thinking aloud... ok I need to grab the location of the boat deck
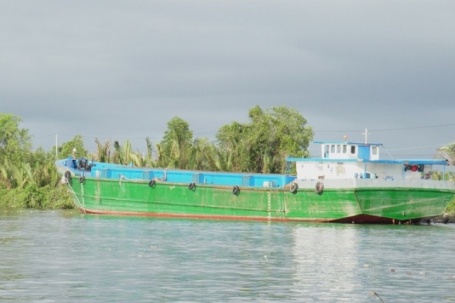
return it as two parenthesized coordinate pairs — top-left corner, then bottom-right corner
(57, 159), (296, 189)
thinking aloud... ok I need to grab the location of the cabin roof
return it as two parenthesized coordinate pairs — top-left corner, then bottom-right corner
(313, 141), (383, 146)
(286, 157), (449, 166)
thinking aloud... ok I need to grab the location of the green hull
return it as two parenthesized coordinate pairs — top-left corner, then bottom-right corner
(356, 187), (455, 222)
(68, 178), (454, 224)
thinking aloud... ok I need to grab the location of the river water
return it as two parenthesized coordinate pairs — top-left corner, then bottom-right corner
(1, 209), (454, 303)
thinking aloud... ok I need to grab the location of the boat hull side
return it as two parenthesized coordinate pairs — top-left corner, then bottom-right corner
(69, 178), (361, 222)
(355, 187), (455, 221)
(67, 177), (454, 223)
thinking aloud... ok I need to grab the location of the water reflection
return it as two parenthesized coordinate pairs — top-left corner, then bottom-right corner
(1, 211), (455, 303)
(290, 224), (455, 303)
(291, 225), (362, 301)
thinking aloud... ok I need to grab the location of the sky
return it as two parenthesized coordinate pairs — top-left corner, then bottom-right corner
(1, 1), (455, 159)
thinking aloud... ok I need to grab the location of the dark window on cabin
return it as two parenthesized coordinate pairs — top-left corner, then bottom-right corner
(343, 145), (347, 154)
(372, 146), (378, 155)
(324, 145), (329, 158)
(351, 146), (356, 154)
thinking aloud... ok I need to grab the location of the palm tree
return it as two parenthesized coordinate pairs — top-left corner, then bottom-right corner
(189, 138), (214, 170)
(0, 158), (13, 189)
(213, 146), (234, 172)
(437, 143), (455, 165)
(94, 138), (111, 162)
(0, 157), (34, 189)
(127, 140), (156, 168)
(143, 137), (156, 167)
(157, 117), (194, 169)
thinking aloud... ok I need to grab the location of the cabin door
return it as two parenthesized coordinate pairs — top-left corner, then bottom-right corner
(358, 146), (370, 160)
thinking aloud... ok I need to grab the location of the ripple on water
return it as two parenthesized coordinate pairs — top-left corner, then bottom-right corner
(0, 211), (454, 302)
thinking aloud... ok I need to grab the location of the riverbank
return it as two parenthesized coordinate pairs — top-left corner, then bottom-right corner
(0, 185), (73, 209)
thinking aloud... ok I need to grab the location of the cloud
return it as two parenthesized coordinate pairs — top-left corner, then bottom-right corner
(1, 1), (454, 158)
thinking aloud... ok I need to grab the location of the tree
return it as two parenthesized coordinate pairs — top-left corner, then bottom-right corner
(216, 121), (250, 172)
(29, 147), (60, 187)
(216, 105), (313, 173)
(190, 137), (218, 171)
(112, 140), (132, 165)
(0, 113), (33, 189)
(157, 117), (194, 169)
(94, 138), (112, 162)
(0, 113), (74, 209)
(0, 113), (31, 164)
(262, 106), (313, 172)
(112, 139), (145, 167)
(59, 135), (88, 159)
(143, 137), (157, 168)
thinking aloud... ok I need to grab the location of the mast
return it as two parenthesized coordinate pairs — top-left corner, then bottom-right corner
(362, 128), (369, 144)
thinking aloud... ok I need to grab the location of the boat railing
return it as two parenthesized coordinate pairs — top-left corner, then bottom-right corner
(295, 178), (455, 190)
(88, 165), (296, 189)
(354, 179), (455, 190)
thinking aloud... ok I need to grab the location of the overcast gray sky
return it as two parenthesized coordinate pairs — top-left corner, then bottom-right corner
(2, 1), (454, 158)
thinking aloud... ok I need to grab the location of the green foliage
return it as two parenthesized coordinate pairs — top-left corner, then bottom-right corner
(436, 144), (455, 215)
(112, 140), (138, 166)
(0, 114), (35, 190)
(29, 147), (60, 187)
(149, 106), (313, 173)
(0, 112), (74, 209)
(430, 171), (455, 215)
(216, 121), (250, 172)
(430, 171), (455, 181)
(190, 138), (219, 171)
(94, 138), (112, 162)
(0, 185), (73, 209)
(91, 137), (157, 167)
(143, 137), (157, 167)
(216, 105), (313, 173)
(59, 135), (88, 159)
(438, 143), (455, 165)
(0, 113), (32, 164)
(157, 117), (194, 168)
(112, 140), (131, 165)
(75, 106), (312, 173)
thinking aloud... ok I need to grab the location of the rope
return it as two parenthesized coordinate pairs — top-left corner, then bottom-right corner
(66, 182), (86, 213)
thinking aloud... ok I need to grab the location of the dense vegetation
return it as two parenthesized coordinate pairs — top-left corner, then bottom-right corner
(437, 144), (455, 213)
(0, 106), (314, 209)
(1, 107), (455, 214)
(0, 114), (73, 209)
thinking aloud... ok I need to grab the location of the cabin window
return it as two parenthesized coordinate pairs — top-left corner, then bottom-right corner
(372, 146), (378, 155)
(336, 145), (341, 153)
(331, 145), (335, 153)
(350, 146), (356, 154)
(342, 145), (347, 154)
(324, 145), (329, 158)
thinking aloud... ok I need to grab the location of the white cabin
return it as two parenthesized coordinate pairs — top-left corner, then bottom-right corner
(287, 141), (448, 181)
